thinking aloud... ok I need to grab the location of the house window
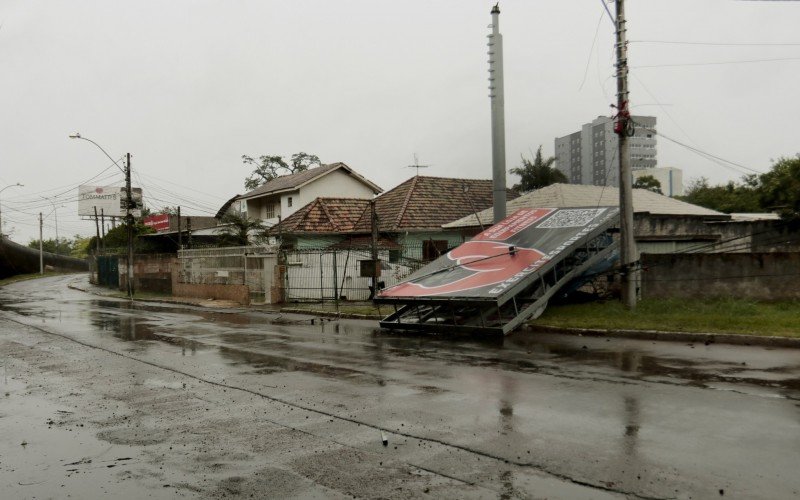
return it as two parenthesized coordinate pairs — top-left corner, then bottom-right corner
(287, 197), (293, 208)
(264, 202), (275, 219)
(423, 240), (449, 261)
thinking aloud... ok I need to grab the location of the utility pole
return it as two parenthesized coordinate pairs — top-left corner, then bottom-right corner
(94, 206), (101, 256)
(100, 208), (105, 253)
(615, 0), (637, 309)
(488, 3), (507, 223)
(39, 212), (44, 274)
(370, 200), (379, 300)
(125, 153), (134, 298)
(177, 206), (182, 249)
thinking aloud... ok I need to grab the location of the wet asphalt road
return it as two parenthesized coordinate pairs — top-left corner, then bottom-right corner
(1, 275), (799, 499)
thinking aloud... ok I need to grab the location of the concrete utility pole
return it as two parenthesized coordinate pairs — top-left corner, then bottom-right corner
(125, 153), (134, 298)
(615, 0), (637, 309)
(39, 212), (44, 274)
(488, 3), (507, 223)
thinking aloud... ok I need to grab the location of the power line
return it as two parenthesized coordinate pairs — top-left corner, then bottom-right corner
(632, 56), (800, 69)
(630, 40), (800, 47)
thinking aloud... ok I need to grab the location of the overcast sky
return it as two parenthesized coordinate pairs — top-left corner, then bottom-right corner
(1, 0), (798, 243)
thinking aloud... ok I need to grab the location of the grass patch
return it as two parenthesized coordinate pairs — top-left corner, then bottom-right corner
(534, 298), (800, 337)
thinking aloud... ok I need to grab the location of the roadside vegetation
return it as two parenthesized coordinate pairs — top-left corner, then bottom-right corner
(535, 298), (800, 338)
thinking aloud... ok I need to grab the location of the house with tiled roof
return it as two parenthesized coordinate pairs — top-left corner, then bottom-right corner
(229, 162), (382, 227)
(267, 176), (518, 301)
(272, 175), (519, 260)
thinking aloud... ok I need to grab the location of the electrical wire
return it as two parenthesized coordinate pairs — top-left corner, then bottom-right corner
(632, 56), (800, 69)
(630, 40), (800, 47)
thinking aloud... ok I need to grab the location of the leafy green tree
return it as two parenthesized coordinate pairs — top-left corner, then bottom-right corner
(27, 237), (73, 255)
(758, 155), (800, 218)
(509, 146), (567, 192)
(70, 235), (93, 258)
(679, 177), (761, 213)
(243, 152), (321, 191)
(633, 175), (663, 194)
(90, 222), (156, 253)
(217, 212), (266, 246)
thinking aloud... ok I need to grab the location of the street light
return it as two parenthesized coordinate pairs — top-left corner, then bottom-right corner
(0, 182), (24, 237)
(69, 133), (134, 298)
(40, 196), (65, 254)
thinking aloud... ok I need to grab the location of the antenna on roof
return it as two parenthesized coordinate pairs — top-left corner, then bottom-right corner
(406, 154), (430, 176)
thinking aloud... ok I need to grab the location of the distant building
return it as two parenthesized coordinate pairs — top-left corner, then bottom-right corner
(555, 115), (657, 187)
(632, 166), (683, 197)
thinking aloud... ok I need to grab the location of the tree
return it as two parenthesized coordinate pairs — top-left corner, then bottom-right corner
(217, 212), (266, 247)
(758, 155), (800, 219)
(679, 176), (761, 213)
(27, 237), (74, 255)
(509, 146), (567, 192)
(633, 175), (663, 195)
(243, 152), (321, 191)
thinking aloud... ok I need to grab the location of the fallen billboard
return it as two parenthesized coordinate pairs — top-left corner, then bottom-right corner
(376, 207), (620, 335)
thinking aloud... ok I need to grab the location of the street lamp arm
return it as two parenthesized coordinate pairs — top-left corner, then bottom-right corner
(0, 183), (24, 196)
(69, 133), (125, 174)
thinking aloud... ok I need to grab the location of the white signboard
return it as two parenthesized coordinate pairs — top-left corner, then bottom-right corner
(78, 185), (143, 217)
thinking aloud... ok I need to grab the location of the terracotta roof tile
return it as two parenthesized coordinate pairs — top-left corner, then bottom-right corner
(270, 198), (370, 234)
(272, 176), (519, 236)
(360, 176), (519, 232)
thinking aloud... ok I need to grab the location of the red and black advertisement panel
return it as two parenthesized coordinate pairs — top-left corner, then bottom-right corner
(378, 207), (618, 301)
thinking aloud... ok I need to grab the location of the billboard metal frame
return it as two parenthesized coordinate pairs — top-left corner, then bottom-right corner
(376, 208), (620, 335)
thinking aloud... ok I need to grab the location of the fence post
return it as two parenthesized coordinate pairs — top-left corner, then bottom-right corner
(333, 251), (339, 313)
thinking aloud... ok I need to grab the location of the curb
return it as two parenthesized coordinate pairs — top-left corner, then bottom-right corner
(65, 283), (798, 348)
(531, 325), (800, 349)
(281, 307), (383, 320)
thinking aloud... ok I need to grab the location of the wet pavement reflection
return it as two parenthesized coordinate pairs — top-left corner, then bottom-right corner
(2, 276), (800, 499)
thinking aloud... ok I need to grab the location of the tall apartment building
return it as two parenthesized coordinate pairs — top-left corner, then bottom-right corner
(554, 115), (657, 187)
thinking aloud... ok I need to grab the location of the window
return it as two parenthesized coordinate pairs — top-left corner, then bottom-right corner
(388, 249), (401, 263)
(423, 240), (449, 261)
(287, 197), (293, 208)
(264, 202), (275, 219)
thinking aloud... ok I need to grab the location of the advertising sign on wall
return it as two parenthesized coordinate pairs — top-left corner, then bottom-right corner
(78, 185), (143, 217)
(143, 214), (171, 232)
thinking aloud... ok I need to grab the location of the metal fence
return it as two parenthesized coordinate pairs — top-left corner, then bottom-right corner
(178, 245), (277, 303)
(283, 244), (429, 303)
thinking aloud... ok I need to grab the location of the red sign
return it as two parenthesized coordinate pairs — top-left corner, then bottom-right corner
(143, 214), (170, 232)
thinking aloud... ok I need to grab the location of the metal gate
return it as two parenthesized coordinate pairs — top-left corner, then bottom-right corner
(285, 251), (339, 302)
(97, 255), (119, 288)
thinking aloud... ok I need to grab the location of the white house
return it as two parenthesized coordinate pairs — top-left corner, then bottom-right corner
(230, 163), (382, 227)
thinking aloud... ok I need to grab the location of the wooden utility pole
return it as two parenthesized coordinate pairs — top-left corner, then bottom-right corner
(615, 0), (637, 309)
